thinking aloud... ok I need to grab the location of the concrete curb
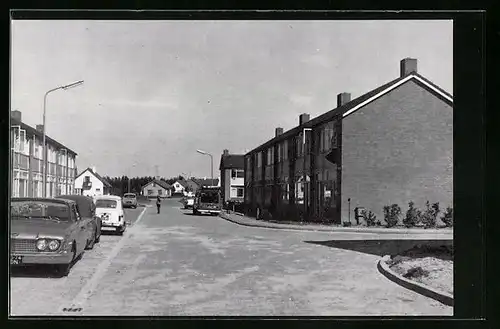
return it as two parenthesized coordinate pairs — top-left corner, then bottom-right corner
(377, 255), (454, 307)
(219, 212), (453, 235)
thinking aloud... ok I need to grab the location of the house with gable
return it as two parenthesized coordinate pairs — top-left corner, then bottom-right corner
(74, 167), (112, 197)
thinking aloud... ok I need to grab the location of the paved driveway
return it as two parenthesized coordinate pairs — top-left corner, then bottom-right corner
(10, 200), (452, 316)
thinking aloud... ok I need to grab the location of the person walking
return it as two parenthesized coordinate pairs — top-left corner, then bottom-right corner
(156, 195), (161, 214)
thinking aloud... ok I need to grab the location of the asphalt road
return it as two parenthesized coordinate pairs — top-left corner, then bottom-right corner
(10, 199), (452, 316)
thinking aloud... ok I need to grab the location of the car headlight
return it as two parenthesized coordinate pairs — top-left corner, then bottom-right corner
(36, 239), (47, 251)
(48, 239), (61, 251)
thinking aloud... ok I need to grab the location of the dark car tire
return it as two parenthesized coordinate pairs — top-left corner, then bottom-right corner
(55, 247), (76, 277)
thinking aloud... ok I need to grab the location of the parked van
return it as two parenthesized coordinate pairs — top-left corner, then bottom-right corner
(193, 187), (221, 216)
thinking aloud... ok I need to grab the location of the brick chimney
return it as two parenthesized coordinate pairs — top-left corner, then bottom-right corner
(299, 113), (310, 126)
(36, 124), (44, 133)
(11, 110), (22, 122)
(275, 127), (284, 137)
(92, 166), (96, 173)
(337, 93), (351, 107)
(223, 149), (229, 156)
(400, 58), (418, 77)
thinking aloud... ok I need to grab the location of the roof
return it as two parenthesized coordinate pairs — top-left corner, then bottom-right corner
(95, 195), (122, 200)
(76, 168), (112, 188)
(185, 179), (201, 189)
(219, 154), (244, 170)
(192, 178), (219, 187)
(142, 179), (172, 190)
(246, 72), (453, 155)
(11, 197), (76, 205)
(10, 118), (78, 156)
(174, 180), (189, 188)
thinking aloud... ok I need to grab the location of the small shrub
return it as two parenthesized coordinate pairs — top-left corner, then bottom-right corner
(421, 201), (440, 228)
(441, 206), (453, 227)
(403, 266), (429, 279)
(404, 201), (422, 228)
(364, 210), (377, 227)
(383, 204), (401, 228)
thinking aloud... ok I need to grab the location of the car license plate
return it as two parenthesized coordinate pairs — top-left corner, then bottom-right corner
(11, 255), (23, 265)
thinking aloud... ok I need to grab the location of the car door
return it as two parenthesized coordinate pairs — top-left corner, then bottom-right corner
(72, 204), (87, 254)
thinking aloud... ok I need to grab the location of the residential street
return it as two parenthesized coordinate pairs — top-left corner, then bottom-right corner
(10, 199), (452, 316)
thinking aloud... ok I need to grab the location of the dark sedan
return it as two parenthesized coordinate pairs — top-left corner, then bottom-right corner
(10, 198), (94, 276)
(56, 195), (101, 249)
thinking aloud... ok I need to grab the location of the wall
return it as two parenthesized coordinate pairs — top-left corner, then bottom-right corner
(222, 169), (231, 202)
(341, 79), (453, 224)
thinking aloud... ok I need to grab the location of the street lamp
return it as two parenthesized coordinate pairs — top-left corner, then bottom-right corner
(42, 80), (84, 197)
(196, 149), (213, 185)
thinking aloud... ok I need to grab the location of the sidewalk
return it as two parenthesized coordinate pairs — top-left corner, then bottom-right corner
(219, 211), (453, 236)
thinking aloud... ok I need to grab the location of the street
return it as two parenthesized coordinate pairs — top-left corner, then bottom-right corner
(10, 199), (452, 316)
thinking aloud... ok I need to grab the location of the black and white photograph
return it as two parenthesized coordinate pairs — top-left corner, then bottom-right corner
(9, 17), (454, 317)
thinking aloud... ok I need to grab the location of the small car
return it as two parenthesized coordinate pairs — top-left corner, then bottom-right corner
(95, 195), (126, 235)
(122, 193), (138, 208)
(56, 195), (101, 248)
(10, 197), (93, 276)
(183, 196), (195, 209)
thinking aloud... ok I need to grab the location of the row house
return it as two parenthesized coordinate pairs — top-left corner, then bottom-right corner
(244, 58), (453, 224)
(10, 110), (77, 198)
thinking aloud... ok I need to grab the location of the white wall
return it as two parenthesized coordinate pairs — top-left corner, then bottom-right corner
(74, 169), (105, 197)
(173, 181), (185, 194)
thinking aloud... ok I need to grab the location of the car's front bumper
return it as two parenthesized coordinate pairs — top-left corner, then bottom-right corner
(10, 251), (73, 265)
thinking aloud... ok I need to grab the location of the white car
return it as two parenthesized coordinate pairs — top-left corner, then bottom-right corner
(94, 195), (126, 235)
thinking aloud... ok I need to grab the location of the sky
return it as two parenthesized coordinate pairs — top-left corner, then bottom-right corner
(10, 20), (453, 178)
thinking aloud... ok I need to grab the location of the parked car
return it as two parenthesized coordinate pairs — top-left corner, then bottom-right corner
(183, 196), (195, 209)
(193, 187), (221, 216)
(122, 193), (138, 208)
(56, 195), (101, 248)
(95, 195), (126, 235)
(10, 197), (93, 276)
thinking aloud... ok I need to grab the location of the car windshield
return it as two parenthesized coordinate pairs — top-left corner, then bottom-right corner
(200, 192), (218, 203)
(96, 199), (118, 209)
(11, 200), (70, 221)
(123, 194), (136, 199)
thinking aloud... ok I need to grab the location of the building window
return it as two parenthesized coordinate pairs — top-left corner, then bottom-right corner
(158, 189), (163, 195)
(237, 187), (244, 198)
(257, 152), (262, 168)
(147, 189), (153, 195)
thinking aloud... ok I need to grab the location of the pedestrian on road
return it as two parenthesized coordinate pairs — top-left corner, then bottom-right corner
(156, 195), (161, 214)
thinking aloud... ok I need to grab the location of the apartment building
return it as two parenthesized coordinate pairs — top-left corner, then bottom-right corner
(219, 149), (244, 204)
(244, 58), (453, 224)
(10, 110), (77, 198)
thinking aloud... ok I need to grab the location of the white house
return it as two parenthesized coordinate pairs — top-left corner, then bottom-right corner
(219, 150), (244, 203)
(141, 178), (172, 198)
(172, 180), (187, 195)
(74, 167), (111, 197)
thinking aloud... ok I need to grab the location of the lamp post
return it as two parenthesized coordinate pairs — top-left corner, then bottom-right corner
(42, 80), (84, 197)
(196, 149), (213, 185)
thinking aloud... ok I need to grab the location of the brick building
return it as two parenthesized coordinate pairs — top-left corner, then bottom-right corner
(243, 58), (453, 224)
(10, 110), (78, 198)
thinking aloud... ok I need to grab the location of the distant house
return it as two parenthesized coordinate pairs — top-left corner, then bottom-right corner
(141, 178), (172, 198)
(219, 149), (244, 203)
(184, 179), (201, 194)
(172, 180), (188, 195)
(74, 167), (112, 197)
(192, 178), (220, 188)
